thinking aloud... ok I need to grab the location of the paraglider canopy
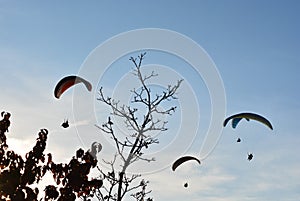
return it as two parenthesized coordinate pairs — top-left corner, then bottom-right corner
(223, 112), (273, 130)
(172, 156), (201, 171)
(54, 75), (92, 99)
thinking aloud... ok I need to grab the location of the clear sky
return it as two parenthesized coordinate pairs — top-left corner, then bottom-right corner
(0, 1), (299, 200)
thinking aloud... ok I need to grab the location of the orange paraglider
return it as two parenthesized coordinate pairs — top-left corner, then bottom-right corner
(54, 75), (92, 99)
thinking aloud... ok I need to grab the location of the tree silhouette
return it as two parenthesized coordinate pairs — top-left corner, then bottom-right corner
(94, 52), (183, 201)
(0, 113), (102, 200)
(0, 53), (182, 201)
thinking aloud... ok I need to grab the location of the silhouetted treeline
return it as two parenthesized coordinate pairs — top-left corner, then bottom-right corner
(0, 113), (102, 201)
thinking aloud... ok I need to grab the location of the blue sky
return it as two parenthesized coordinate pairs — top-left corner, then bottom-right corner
(0, 1), (299, 200)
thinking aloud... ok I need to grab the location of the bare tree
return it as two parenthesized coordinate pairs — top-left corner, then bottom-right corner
(95, 52), (183, 201)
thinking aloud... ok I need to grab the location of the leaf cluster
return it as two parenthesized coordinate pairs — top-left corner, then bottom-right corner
(0, 125), (102, 201)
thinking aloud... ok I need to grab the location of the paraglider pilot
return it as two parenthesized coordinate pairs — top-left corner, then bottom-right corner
(61, 119), (69, 128)
(247, 153), (253, 161)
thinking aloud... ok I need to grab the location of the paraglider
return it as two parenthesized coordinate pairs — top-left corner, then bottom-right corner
(223, 112), (273, 130)
(61, 119), (69, 128)
(184, 182), (188, 188)
(236, 138), (241, 143)
(172, 156), (200, 171)
(54, 75), (92, 99)
(247, 153), (254, 161)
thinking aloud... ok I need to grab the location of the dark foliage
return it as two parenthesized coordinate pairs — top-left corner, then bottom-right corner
(0, 113), (102, 201)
